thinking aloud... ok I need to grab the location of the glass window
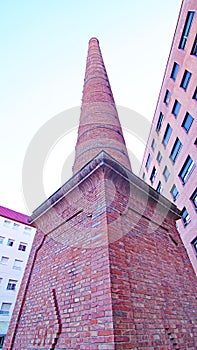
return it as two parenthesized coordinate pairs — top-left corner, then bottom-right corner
(151, 139), (156, 151)
(179, 155), (195, 184)
(150, 166), (156, 184)
(190, 188), (197, 211)
(170, 185), (179, 201)
(181, 207), (191, 226)
(182, 112), (194, 133)
(156, 181), (163, 194)
(145, 153), (152, 171)
(18, 242), (27, 252)
(3, 220), (11, 228)
(164, 90), (171, 105)
(157, 151), (162, 164)
(7, 279), (17, 291)
(13, 223), (20, 230)
(191, 236), (197, 255)
(0, 236), (4, 244)
(170, 138), (182, 163)
(193, 87), (197, 100)
(0, 302), (12, 315)
(172, 100), (181, 117)
(179, 11), (195, 50)
(163, 166), (170, 182)
(170, 62), (180, 80)
(13, 259), (23, 270)
(180, 70), (192, 90)
(162, 124), (172, 147)
(191, 34), (197, 56)
(23, 226), (31, 235)
(0, 256), (9, 265)
(7, 239), (14, 247)
(156, 113), (164, 132)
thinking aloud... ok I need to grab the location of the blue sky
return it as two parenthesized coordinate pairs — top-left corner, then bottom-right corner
(0, 0), (182, 213)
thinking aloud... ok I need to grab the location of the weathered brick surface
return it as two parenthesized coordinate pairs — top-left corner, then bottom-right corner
(73, 37), (131, 173)
(4, 153), (197, 349)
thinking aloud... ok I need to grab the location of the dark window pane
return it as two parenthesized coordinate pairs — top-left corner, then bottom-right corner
(156, 113), (164, 132)
(156, 181), (163, 194)
(171, 62), (180, 80)
(190, 188), (197, 210)
(191, 236), (197, 255)
(179, 11), (195, 50)
(150, 166), (156, 184)
(191, 34), (197, 56)
(162, 124), (172, 146)
(181, 207), (191, 226)
(182, 112), (194, 133)
(164, 90), (171, 105)
(170, 185), (179, 201)
(145, 154), (152, 171)
(172, 100), (181, 117)
(193, 87), (197, 100)
(170, 138), (182, 163)
(179, 155), (195, 184)
(180, 70), (192, 90)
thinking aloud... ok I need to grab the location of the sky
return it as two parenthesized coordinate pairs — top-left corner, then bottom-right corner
(0, 0), (182, 214)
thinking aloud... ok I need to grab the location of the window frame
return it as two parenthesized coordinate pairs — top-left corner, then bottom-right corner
(192, 87), (197, 100)
(163, 166), (170, 182)
(180, 70), (192, 91)
(179, 155), (195, 184)
(150, 166), (157, 184)
(0, 302), (12, 315)
(179, 11), (195, 50)
(162, 123), (172, 147)
(156, 181), (163, 194)
(0, 256), (9, 265)
(18, 242), (27, 252)
(170, 137), (182, 163)
(156, 151), (162, 164)
(170, 185), (179, 201)
(13, 259), (23, 270)
(191, 236), (197, 256)
(164, 90), (171, 106)
(182, 112), (194, 133)
(7, 279), (18, 291)
(156, 112), (164, 133)
(151, 139), (156, 151)
(7, 239), (14, 247)
(172, 100), (181, 117)
(145, 153), (152, 171)
(190, 188), (197, 211)
(181, 207), (191, 227)
(191, 34), (197, 56)
(170, 62), (180, 80)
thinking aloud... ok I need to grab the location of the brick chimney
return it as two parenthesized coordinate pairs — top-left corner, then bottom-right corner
(4, 38), (197, 350)
(73, 37), (131, 173)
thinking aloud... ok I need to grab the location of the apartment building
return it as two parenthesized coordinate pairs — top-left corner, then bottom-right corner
(140, 0), (197, 273)
(0, 206), (36, 347)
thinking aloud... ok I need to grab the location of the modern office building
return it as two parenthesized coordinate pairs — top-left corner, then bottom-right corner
(140, 0), (197, 273)
(0, 206), (36, 348)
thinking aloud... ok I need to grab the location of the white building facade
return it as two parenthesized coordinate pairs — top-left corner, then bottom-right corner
(0, 206), (36, 348)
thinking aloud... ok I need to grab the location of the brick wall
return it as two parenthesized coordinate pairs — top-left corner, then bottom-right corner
(4, 152), (197, 349)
